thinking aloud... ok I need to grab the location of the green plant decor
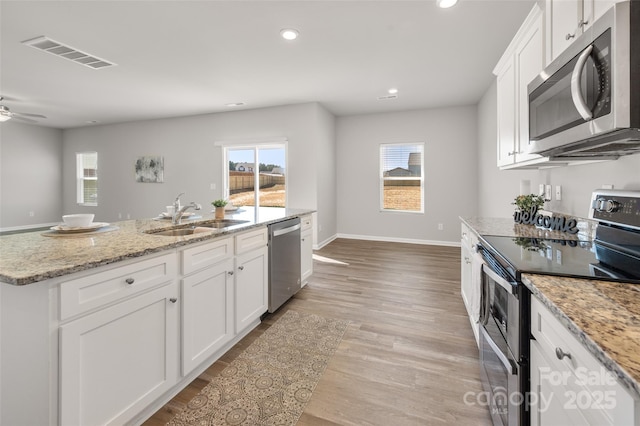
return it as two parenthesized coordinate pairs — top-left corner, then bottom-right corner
(512, 194), (545, 212)
(212, 199), (228, 208)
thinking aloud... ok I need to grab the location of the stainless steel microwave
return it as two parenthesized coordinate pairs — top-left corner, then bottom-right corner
(527, 1), (640, 159)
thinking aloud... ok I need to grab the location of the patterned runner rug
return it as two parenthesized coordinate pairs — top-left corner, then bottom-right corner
(167, 310), (349, 426)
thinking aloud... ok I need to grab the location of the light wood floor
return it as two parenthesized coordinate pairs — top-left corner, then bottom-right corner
(144, 238), (491, 426)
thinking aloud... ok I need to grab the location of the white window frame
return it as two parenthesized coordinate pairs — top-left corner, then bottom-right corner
(379, 142), (424, 213)
(76, 152), (98, 206)
(216, 139), (288, 208)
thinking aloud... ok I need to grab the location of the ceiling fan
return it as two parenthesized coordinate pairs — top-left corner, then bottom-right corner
(0, 97), (47, 124)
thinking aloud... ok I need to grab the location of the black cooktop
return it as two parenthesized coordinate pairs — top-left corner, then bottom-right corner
(479, 235), (640, 284)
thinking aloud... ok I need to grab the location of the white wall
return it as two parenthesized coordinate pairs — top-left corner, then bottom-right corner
(0, 121), (63, 228)
(336, 106), (478, 244)
(477, 80), (640, 219)
(62, 102), (337, 243)
(477, 80), (538, 218)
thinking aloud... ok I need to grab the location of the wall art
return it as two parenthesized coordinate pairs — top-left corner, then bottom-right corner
(135, 156), (164, 183)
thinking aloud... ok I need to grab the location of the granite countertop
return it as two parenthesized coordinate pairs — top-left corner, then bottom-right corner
(0, 207), (313, 286)
(460, 216), (597, 240)
(461, 216), (640, 400)
(523, 274), (640, 400)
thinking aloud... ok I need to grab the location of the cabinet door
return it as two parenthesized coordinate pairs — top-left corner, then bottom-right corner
(235, 246), (268, 333)
(301, 229), (313, 287)
(181, 259), (234, 375)
(59, 283), (178, 426)
(515, 12), (544, 163)
(530, 340), (590, 426)
(583, 0), (618, 32)
(548, 0), (581, 61)
(496, 56), (517, 167)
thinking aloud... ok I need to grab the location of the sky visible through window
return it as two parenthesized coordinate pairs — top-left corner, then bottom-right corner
(228, 148), (284, 167)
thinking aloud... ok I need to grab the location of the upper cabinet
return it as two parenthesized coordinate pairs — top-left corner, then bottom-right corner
(545, 0), (620, 63)
(495, 5), (546, 169)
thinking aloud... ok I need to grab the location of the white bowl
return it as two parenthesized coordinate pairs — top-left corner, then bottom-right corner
(62, 214), (95, 228)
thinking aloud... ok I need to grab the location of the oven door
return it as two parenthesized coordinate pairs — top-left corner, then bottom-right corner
(480, 325), (520, 426)
(480, 264), (520, 358)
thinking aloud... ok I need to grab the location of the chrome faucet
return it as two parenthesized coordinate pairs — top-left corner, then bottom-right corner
(173, 201), (202, 225)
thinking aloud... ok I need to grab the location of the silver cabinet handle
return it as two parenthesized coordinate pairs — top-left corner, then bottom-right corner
(555, 347), (572, 360)
(238, 265), (244, 271)
(228, 271), (234, 276)
(571, 44), (594, 120)
(169, 298), (177, 304)
(125, 278), (134, 285)
(578, 19), (588, 28)
(566, 32), (576, 40)
(464, 257), (471, 264)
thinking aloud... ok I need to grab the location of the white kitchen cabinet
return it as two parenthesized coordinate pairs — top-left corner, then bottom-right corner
(495, 5), (548, 169)
(545, 0), (620, 62)
(235, 243), (268, 334)
(181, 258), (234, 375)
(59, 282), (179, 426)
(529, 296), (638, 425)
(460, 222), (480, 346)
(300, 214), (313, 287)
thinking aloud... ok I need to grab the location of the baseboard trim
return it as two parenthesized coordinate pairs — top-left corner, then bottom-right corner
(314, 234), (337, 250)
(336, 233), (461, 248)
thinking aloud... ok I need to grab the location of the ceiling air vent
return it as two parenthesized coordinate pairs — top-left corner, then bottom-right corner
(377, 94), (398, 100)
(21, 36), (116, 69)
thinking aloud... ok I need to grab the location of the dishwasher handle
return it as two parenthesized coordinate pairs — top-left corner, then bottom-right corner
(272, 223), (301, 237)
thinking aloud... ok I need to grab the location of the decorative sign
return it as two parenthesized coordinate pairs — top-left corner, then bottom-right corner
(513, 207), (578, 234)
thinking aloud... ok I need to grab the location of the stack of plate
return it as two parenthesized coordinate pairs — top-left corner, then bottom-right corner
(50, 222), (110, 234)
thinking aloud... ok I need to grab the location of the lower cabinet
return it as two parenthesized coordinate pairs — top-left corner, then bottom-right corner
(300, 214), (313, 287)
(59, 282), (179, 426)
(181, 258), (234, 375)
(235, 244), (268, 334)
(529, 296), (638, 425)
(460, 222), (480, 346)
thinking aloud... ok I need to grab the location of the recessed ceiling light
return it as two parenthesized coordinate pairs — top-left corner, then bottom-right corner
(280, 29), (299, 41)
(388, 88), (398, 95)
(437, 0), (458, 8)
(225, 102), (245, 107)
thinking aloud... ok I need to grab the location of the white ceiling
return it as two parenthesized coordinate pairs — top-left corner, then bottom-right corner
(0, 0), (535, 129)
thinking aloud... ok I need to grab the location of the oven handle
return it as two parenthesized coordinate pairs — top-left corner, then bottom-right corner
(482, 263), (517, 296)
(480, 325), (516, 375)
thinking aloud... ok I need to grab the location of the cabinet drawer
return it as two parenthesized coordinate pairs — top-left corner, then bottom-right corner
(60, 252), (177, 321)
(531, 297), (603, 378)
(300, 214), (312, 231)
(181, 237), (233, 275)
(235, 227), (268, 255)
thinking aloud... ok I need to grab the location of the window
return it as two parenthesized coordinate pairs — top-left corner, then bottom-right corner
(380, 143), (424, 212)
(223, 144), (286, 208)
(76, 152), (98, 206)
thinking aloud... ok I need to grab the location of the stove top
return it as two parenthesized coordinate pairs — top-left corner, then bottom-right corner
(479, 234), (640, 284)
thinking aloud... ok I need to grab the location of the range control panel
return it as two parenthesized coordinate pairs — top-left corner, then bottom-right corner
(589, 190), (640, 230)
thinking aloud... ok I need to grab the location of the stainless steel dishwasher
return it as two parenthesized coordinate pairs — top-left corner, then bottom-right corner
(268, 217), (301, 313)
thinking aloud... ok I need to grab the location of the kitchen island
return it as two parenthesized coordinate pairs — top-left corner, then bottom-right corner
(0, 206), (312, 286)
(461, 217), (640, 424)
(0, 207), (313, 425)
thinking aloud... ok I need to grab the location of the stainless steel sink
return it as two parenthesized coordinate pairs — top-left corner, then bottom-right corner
(150, 228), (198, 237)
(197, 219), (250, 229)
(146, 219), (250, 236)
